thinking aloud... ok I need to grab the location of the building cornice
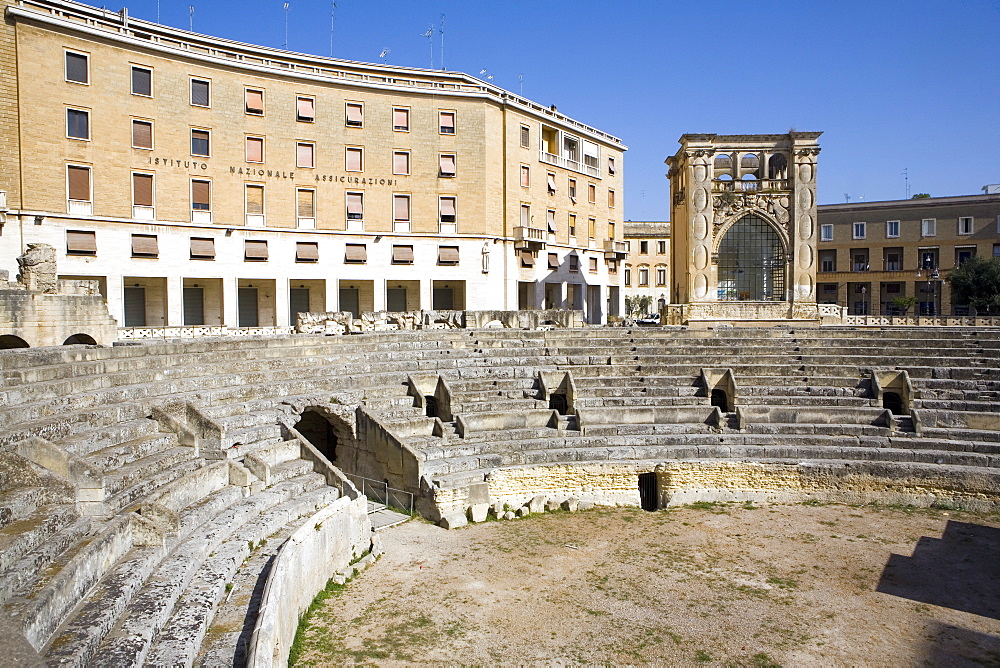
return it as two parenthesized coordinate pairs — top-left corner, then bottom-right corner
(8, 0), (625, 148)
(818, 193), (1000, 213)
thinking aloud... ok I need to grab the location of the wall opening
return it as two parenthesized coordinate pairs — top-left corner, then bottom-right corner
(883, 391), (904, 415)
(549, 392), (568, 415)
(63, 333), (97, 345)
(0, 335), (30, 349)
(710, 388), (730, 412)
(638, 472), (658, 511)
(294, 409), (338, 462)
(424, 395), (438, 418)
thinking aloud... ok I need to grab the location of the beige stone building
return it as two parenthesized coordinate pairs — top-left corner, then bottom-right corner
(816, 190), (1000, 315)
(0, 0), (626, 332)
(622, 222), (670, 315)
(665, 133), (825, 325)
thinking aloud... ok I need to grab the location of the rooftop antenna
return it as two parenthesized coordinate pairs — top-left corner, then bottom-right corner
(283, 3), (290, 49)
(156, 0), (159, 23)
(844, 193), (851, 203)
(439, 14), (445, 70)
(479, 69), (493, 82)
(188, 5), (194, 31)
(518, 73), (523, 96)
(379, 48), (390, 64)
(422, 25), (434, 69)
(902, 167), (910, 199)
(329, 1), (336, 57)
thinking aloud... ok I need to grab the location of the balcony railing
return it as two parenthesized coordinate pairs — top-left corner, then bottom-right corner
(539, 151), (600, 178)
(68, 200), (93, 216)
(712, 179), (789, 192)
(132, 205), (154, 221)
(297, 217), (316, 230)
(603, 239), (628, 258)
(514, 225), (547, 249)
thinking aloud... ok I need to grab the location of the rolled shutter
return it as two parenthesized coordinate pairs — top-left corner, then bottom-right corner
(131, 234), (158, 256)
(191, 180), (211, 208)
(297, 189), (315, 217)
(520, 206), (529, 226)
(520, 165), (529, 187)
(392, 245), (414, 263)
(548, 253), (558, 269)
(132, 121), (152, 149)
(345, 244), (367, 262)
(191, 80), (209, 106)
(132, 173), (153, 206)
(393, 195), (410, 222)
(346, 148), (362, 171)
(297, 143), (314, 168)
(439, 197), (456, 218)
(296, 242), (319, 261)
(393, 108), (409, 129)
(519, 249), (534, 267)
(346, 193), (364, 216)
(546, 210), (556, 233)
(438, 246), (459, 264)
(66, 52), (88, 83)
(131, 67), (151, 95)
(439, 154), (456, 176)
(439, 110), (455, 132)
(244, 239), (268, 260)
(393, 152), (409, 174)
(246, 185), (264, 215)
(297, 97), (314, 120)
(245, 89), (264, 113)
(67, 166), (91, 201)
(66, 230), (96, 253)
(346, 103), (363, 125)
(190, 237), (215, 258)
(547, 173), (556, 193)
(608, 156), (616, 174)
(246, 137), (263, 162)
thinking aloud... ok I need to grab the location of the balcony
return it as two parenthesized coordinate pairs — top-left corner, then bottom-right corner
(539, 151), (600, 178)
(0, 190), (7, 210)
(68, 200), (93, 216)
(514, 225), (546, 250)
(712, 179), (789, 193)
(603, 239), (628, 259)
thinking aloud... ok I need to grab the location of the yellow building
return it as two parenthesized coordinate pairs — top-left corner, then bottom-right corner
(0, 0), (626, 330)
(622, 221), (671, 316)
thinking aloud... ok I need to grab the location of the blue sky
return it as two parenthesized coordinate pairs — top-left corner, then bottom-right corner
(122, 0), (999, 221)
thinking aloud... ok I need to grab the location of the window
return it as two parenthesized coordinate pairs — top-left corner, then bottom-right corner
(190, 78), (210, 107)
(245, 88), (264, 115)
(590, 257), (599, 273)
(656, 267), (667, 286)
(884, 249), (902, 271)
(547, 172), (557, 194)
(547, 252), (559, 270)
(588, 217), (596, 239)
(853, 251), (869, 272)
(588, 183), (596, 204)
(920, 249), (939, 269)
(994, 243), (1000, 258)
(296, 241), (319, 263)
(345, 146), (363, 172)
(297, 142), (315, 168)
(131, 234), (158, 258)
(345, 102), (363, 127)
(344, 243), (367, 264)
(66, 165), (92, 212)
(886, 220), (900, 238)
(568, 179), (577, 200)
(132, 120), (153, 149)
(439, 196), (457, 224)
(393, 151), (410, 176)
(244, 239), (268, 261)
(569, 255), (579, 273)
(439, 154), (457, 178)
(608, 190), (615, 208)
(346, 192), (364, 225)
(546, 209), (556, 234)
(639, 240), (649, 254)
(852, 222), (866, 239)
(624, 265), (631, 285)
(392, 245), (414, 265)
(658, 240), (668, 255)
(191, 179), (211, 216)
(65, 51), (88, 84)
(520, 165), (530, 188)
(520, 204), (530, 227)
(191, 129), (210, 157)
(568, 214), (577, 238)
(958, 216), (974, 235)
(66, 230), (96, 256)
(438, 246), (460, 266)
(439, 110), (455, 134)
(638, 266), (649, 286)
(609, 222), (616, 239)
(296, 189), (315, 227)
(820, 224), (833, 241)
(520, 125), (529, 148)
(520, 249), (534, 268)
(393, 195), (411, 231)
(190, 237), (215, 260)
(246, 136), (264, 163)
(132, 173), (154, 218)
(66, 108), (89, 140)
(245, 184), (265, 225)
(608, 156), (616, 175)
(296, 96), (315, 122)
(956, 247), (976, 265)
(886, 283), (901, 294)
(921, 218), (936, 236)
(819, 250), (836, 272)
(130, 66), (152, 96)
(393, 107), (409, 131)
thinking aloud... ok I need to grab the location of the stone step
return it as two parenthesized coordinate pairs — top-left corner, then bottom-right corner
(85, 431), (180, 474)
(0, 508), (91, 606)
(106, 455), (205, 516)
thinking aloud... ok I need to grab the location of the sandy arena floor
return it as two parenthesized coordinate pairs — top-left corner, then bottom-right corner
(294, 502), (1000, 667)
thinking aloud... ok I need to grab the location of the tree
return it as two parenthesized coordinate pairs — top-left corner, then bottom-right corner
(890, 296), (917, 315)
(625, 295), (653, 316)
(911, 193), (931, 199)
(947, 257), (1000, 315)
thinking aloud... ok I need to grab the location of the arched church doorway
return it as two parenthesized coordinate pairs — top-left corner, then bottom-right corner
(717, 214), (786, 301)
(294, 409), (338, 462)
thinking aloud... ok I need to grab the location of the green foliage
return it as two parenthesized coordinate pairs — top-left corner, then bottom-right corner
(625, 295), (654, 316)
(911, 193), (931, 199)
(946, 256), (1000, 315)
(890, 296), (917, 314)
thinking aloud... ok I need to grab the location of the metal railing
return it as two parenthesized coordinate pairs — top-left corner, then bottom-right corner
(539, 151), (601, 178)
(345, 474), (414, 516)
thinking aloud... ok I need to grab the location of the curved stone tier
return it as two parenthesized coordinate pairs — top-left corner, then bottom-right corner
(0, 325), (998, 664)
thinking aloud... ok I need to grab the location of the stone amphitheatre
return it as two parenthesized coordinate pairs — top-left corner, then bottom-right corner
(1, 317), (999, 665)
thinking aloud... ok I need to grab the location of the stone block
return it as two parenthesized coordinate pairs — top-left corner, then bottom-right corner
(467, 503), (489, 523)
(561, 497), (580, 512)
(502, 511), (516, 520)
(545, 500), (561, 512)
(528, 494), (547, 513)
(490, 502), (506, 517)
(578, 501), (596, 511)
(439, 512), (468, 530)
(517, 506), (530, 517)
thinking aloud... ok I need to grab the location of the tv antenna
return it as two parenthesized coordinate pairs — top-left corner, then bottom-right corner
(844, 193), (851, 203)
(379, 48), (390, 64)
(329, 1), (336, 57)
(283, 3), (290, 49)
(902, 167), (910, 199)
(422, 25), (434, 69)
(518, 73), (523, 96)
(188, 5), (194, 31)
(479, 68), (493, 82)
(439, 14), (445, 70)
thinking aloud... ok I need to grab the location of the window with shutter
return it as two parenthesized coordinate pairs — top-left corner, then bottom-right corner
(65, 52), (88, 84)
(608, 190), (615, 208)
(439, 197), (456, 223)
(66, 230), (96, 255)
(520, 205), (530, 227)
(189, 237), (215, 259)
(297, 143), (315, 168)
(190, 79), (210, 107)
(438, 246), (460, 265)
(393, 195), (410, 222)
(296, 242), (319, 262)
(246, 136), (264, 163)
(132, 120), (153, 149)
(548, 253), (558, 269)
(296, 96), (315, 122)
(191, 180), (211, 211)
(245, 89), (264, 115)
(393, 151), (410, 175)
(392, 245), (414, 264)
(131, 66), (152, 96)
(520, 165), (530, 187)
(547, 173), (556, 194)
(346, 192), (364, 220)
(546, 210), (556, 233)
(191, 129), (210, 157)
(439, 110), (455, 134)
(67, 166), (91, 202)
(132, 173), (153, 207)
(345, 244), (367, 263)
(393, 107), (409, 131)
(244, 240), (268, 261)
(245, 185), (264, 215)
(520, 125), (529, 148)
(439, 154), (456, 177)
(297, 189), (315, 218)
(346, 147), (363, 172)
(345, 102), (363, 127)
(131, 234), (158, 257)
(519, 249), (534, 267)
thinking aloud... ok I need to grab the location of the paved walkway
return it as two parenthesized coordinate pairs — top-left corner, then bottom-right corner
(366, 501), (411, 531)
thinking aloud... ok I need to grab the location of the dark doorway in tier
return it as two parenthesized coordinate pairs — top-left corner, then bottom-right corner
(883, 391), (904, 415)
(710, 388), (730, 412)
(549, 393), (568, 415)
(294, 409), (337, 462)
(638, 472), (658, 511)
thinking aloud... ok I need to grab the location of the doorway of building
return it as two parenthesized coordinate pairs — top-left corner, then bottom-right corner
(289, 287), (310, 327)
(339, 287), (360, 318)
(237, 287), (259, 327)
(638, 472), (658, 511)
(294, 409), (338, 462)
(387, 287), (407, 312)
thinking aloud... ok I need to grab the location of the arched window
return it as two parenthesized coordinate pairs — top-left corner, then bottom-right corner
(740, 153), (760, 169)
(717, 214), (785, 301)
(713, 153), (733, 179)
(638, 266), (649, 287)
(768, 153), (788, 180)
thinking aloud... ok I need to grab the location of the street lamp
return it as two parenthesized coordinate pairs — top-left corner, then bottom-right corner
(860, 284), (867, 317)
